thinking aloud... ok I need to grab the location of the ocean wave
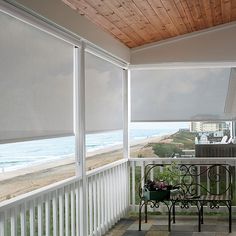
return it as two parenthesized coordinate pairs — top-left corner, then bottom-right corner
(0, 128), (177, 172)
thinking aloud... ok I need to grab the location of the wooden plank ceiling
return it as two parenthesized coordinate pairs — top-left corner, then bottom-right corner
(62, 0), (236, 48)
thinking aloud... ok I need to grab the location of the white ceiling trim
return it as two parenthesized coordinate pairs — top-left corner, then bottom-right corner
(131, 22), (236, 53)
(129, 62), (236, 70)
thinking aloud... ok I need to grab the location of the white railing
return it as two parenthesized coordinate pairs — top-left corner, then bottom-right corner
(0, 159), (129, 236)
(1, 157), (236, 236)
(129, 157), (236, 212)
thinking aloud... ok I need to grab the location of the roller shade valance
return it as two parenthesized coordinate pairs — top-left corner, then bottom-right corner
(131, 68), (236, 122)
(85, 53), (123, 133)
(0, 12), (73, 143)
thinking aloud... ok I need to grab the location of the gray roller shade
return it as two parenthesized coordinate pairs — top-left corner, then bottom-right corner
(85, 53), (123, 133)
(0, 12), (73, 143)
(131, 68), (236, 122)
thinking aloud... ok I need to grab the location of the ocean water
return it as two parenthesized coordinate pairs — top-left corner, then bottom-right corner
(0, 128), (177, 172)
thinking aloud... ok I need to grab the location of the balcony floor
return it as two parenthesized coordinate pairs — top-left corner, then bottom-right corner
(105, 215), (236, 236)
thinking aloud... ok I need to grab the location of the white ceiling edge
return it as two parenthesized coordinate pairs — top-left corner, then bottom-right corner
(131, 22), (236, 53)
(129, 62), (236, 70)
(2, 0), (130, 64)
(130, 22), (236, 66)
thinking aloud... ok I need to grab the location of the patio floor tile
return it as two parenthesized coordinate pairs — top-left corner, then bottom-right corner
(105, 216), (236, 236)
(122, 230), (147, 236)
(146, 231), (170, 236)
(127, 223), (152, 231)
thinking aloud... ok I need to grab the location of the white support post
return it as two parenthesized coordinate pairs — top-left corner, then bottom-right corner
(232, 121), (236, 138)
(123, 69), (130, 213)
(74, 46), (80, 175)
(74, 42), (88, 236)
(123, 69), (130, 159)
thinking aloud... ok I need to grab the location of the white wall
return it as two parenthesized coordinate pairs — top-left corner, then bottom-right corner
(131, 23), (236, 66)
(8, 0), (130, 63)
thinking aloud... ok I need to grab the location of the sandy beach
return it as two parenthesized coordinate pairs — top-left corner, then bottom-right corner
(0, 134), (170, 202)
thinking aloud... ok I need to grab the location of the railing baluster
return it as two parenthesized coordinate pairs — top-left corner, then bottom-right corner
(0, 212), (5, 236)
(80, 180), (84, 236)
(97, 173), (101, 236)
(117, 166), (120, 217)
(197, 166), (201, 196)
(107, 169), (111, 228)
(29, 201), (35, 236)
(11, 208), (17, 236)
(59, 189), (64, 236)
(123, 164), (126, 215)
(150, 161), (154, 212)
(117, 165), (122, 219)
(123, 163), (126, 214)
(112, 167), (118, 221)
(131, 161), (136, 211)
(104, 171), (108, 232)
(127, 162), (130, 215)
(150, 161), (154, 180)
(65, 186), (70, 236)
(126, 162), (129, 212)
(93, 175), (97, 235)
(111, 167), (115, 225)
(101, 172), (105, 234)
(75, 182), (79, 236)
(37, 198), (43, 236)
(140, 161), (145, 212)
(88, 177), (93, 236)
(45, 195), (50, 236)
(20, 204), (26, 236)
(121, 163), (125, 215)
(53, 191), (58, 236)
(70, 184), (75, 236)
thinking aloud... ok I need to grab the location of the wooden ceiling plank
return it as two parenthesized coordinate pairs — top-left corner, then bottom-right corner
(174, 0), (194, 32)
(214, 0), (224, 25)
(210, 0), (223, 25)
(179, 0), (198, 30)
(148, 0), (180, 37)
(132, 0), (172, 39)
(161, 0), (189, 35)
(61, 0), (236, 48)
(185, 0), (206, 30)
(231, 0), (236, 21)
(196, 0), (209, 28)
(221, 0), (231, 22)
(112, 0), (163, 42)
(105, 0), (157, 43)
(199, 0), (214, 27)
(63, 0), (136, 47)
(103, 0), (161, 43)
(84, 0), (145, 45)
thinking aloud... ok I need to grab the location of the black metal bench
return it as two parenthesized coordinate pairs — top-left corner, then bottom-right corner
(139, 163), (233, 233)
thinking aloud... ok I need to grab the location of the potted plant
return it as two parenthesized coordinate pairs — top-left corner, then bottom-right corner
(143, 162), (180, 201)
